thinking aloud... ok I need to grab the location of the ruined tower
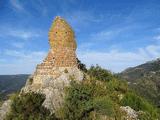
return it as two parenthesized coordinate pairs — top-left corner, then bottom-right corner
(48, 16), (77, 67)
(22, 17), (84, 112)
(1, 16), (84, 117)
(22, 16), (83, 112)
(32, 16), (79, 84)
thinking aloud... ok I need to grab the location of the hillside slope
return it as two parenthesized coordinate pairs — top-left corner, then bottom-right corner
(2, 66), (159, 120)
(0, 75), (29, 100)
(119, 58), (160, 107)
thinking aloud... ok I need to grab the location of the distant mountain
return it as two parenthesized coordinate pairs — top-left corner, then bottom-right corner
(119, 58), (160, 107)
(0, 74), (29, 100)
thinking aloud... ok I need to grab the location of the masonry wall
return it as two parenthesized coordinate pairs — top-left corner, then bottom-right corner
(33, 16), (77, 77)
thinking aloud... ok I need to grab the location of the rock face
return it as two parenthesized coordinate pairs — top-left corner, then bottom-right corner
(120, 106), (138, 120)
(0, 100), (11, 120)
(21, 16), (84, 113)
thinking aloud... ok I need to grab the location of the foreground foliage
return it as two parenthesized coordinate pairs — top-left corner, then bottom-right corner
(5, 65), (159, 120)
(60, 65), (159, 120)
(121, 92), (159, 119)
(5, 92), (58, 120)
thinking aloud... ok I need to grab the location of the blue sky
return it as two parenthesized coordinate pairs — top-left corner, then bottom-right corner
(1, 0), (160, 74)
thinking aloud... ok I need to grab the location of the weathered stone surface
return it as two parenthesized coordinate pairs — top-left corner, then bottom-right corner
(21, 16), (84, 113)
(22, 67), (83, 112)
(120, 106), (138, 120)
(0, 16), (83, 119)
(32, 16), (78, 84)
(0, 100), (11, 120)
(49, 16), (77, 49)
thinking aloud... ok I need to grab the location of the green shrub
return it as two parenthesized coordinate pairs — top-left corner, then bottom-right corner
(63, 81), (93, 120)
(107, 79), (128, 93)
(5, 92), (58, 120)
(93, 96), (115, 116)
(62, 65), (160, 119)
(87, 65), (113, 81)
(138, 112), (154, 120)
(77, 58), (87, 73)
(120, 92), (159, 119)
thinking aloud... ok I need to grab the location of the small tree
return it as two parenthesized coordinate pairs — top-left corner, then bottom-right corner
(77, 58), (87, 73)
(87, 65), (113, 81)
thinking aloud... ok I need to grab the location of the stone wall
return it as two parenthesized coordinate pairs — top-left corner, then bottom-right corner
(33, 16), (78, 83)
(49, 16), (77, 49)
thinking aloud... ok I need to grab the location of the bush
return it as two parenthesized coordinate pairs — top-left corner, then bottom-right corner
(6, 92), (58, 120)
(77, 58), (87, 73)
(62, 66), (130, 120)
(107, 79), (128, 93)
(120, 92), (159, 119)
(63, 65), (160, 119)
(138, 112), (154, 120)
(87, 65), (113, 81)
(93, 96), (115, 116)
(62, 81), (93, 120)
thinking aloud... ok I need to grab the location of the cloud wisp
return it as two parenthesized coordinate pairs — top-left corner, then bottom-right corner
(10, 0), (25, 11)
(11, 42), (25, 48)
(8, 30), (40, 40)
(0, 50), (47, 75)
(154, 35), (160, 40)
(0, 27), (42, 40)
(78, 44), (160, 73)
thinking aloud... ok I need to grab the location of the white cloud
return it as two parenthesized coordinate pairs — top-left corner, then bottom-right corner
(90, 30), (118, 42)
(153, 35), (160, 40)
(146, 45), (160, 56)
(11, 42), (24, 48)
(0, 50), (47, 75)
(91, 31), (113, 40)
(88, 25), (132, 42)
(10, 0), (24, 11)
(0, 27), (42, 40)
(77, 44), (160, 73)
(8, 29), (40, 40)
(1, 43), (160, 74)
(62, 11), (104, 31)
(4, 50), (46, 60)
(0, 59), (6, 62)
(67, 11), (103, 23)
(10, 0), (48, 16)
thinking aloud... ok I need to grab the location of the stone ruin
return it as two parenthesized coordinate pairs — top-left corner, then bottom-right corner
(33, 16), (79, 84)
(20, 16), (84, 113)
(0, 16), (84, 119)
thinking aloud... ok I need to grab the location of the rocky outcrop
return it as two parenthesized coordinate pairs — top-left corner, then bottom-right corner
(22, 67), (83, 113)
(120, 106), (138, 120)
(20, 16), (84, 114)
(0, 100), (11, 120)
(20, 16), (84, 113)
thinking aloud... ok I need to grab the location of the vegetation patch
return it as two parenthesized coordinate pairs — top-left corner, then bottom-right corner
(61, 65), (160, 120)
(3, 65), (160, 120)
(121, 92), (159, 119)
(5, 92), (58, 120)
